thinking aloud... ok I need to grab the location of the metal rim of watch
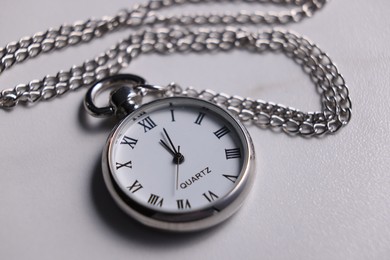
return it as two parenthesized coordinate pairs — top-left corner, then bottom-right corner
(101, 96), (256, 232)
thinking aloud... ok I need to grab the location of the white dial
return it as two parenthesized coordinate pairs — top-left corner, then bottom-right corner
(103, 97), (255, 231)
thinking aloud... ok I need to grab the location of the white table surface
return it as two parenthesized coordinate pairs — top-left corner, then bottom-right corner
(1, 1), (389, 259)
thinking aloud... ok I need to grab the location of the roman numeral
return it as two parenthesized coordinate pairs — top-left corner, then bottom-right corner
(225, 148), (241, 159)
(213, 126), (230, 139)
(116, 160), (132, 170)
(170, 109), (175, 122)
(138, 116), (157, 133)
(223, 174), (239, 183)
(148, 194), (164, 207)
(202, 190), (219, 203)
(177, 199), (191, 209)
(194, 112), (206, 125)
(127, 180), (143, 193)
(120, 136), (138, 149)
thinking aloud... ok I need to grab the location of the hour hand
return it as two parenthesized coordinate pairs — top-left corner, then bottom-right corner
(159, 128), (184, 164)
(160, 139), (176, 156)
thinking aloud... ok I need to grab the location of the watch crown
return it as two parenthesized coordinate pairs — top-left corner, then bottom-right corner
(110, 86), (142, 117)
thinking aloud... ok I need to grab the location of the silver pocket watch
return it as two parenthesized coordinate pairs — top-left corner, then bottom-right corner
(84, 74), (255, 231)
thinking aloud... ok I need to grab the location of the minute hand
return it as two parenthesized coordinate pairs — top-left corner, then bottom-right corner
(162, 128), (178, 154)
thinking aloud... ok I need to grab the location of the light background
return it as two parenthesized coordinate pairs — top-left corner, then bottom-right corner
(0, 1), (389, 260)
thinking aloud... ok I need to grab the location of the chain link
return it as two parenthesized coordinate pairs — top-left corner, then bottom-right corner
(165, 28), (352, 136)
(0, 0), (351, 136)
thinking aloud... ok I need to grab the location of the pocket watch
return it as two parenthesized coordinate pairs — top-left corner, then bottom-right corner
(84, 74), (255, 231)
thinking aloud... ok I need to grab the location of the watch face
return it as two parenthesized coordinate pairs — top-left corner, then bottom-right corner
(102, 97), (255, 231)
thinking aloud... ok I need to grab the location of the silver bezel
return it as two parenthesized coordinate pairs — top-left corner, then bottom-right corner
(102, 97), (255, 232)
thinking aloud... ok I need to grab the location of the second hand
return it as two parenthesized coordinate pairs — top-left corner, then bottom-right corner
(176, 146), (181, 191)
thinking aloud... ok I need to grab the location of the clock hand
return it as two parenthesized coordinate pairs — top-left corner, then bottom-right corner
(160, 128), (185, 164)
(159, 139), (185, 164)
(175, 146), (181, 190)
(162, 128), (178, 154)
(160, 139), (176, 157)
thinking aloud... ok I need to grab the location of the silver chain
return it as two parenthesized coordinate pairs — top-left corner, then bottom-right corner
(0, 0), (351, 136)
